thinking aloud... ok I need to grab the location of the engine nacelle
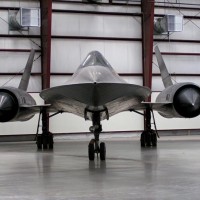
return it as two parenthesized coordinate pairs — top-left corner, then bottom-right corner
(0, 87), (36, 122)
(156, 83), (200, 118)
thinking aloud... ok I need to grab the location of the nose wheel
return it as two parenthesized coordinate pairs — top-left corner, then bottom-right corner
(88, 139), (106, 161)
(100, 142), (106, 160)
(88, 121), (106, 161)
(88, 140), (95, 161)
(88, 112), (107, 161)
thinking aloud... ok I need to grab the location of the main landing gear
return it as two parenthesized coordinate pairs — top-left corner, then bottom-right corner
(36, 133), (54, 150)
(88, 113), (106, 161)
(140, 130), (157, 147)
(140, 108), (159, 148)
(35, 108), (55, 150)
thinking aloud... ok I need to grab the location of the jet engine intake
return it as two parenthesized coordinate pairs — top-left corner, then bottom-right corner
(173, 85), (200, 118)
(156, 83), (200, 118)
(0, 88), (36, 122)
(0, 91), (18, 122)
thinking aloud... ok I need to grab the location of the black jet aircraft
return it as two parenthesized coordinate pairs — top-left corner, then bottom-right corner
(1, 47), (200, 161)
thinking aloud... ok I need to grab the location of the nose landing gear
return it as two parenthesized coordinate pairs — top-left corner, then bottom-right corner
(88, 113), (106, 161)
(88, 138), (106, 161)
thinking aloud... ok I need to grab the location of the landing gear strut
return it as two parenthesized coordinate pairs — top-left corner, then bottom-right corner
(140, 108), (159, 147)
(35, 108), (54, 150)
(88, 112), (106, 161)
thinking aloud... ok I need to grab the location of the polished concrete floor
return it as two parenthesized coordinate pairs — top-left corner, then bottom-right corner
(0, 135), (200, 199)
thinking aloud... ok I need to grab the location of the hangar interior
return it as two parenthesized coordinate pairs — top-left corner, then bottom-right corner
(0, 0), (200, 137)
(1, 1), (200, 199)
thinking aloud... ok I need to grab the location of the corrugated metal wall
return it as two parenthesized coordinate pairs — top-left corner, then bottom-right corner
(0, 0), (200, 135)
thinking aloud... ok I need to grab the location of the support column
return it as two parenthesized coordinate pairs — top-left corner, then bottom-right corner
(40, 0), (52, 132)
(141, 0), (155, 130)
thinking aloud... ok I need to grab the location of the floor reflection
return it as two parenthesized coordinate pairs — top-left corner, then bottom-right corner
(36, 151), (54, 176)
(140, 147), (158, 181)
(89, 160), (107, 171)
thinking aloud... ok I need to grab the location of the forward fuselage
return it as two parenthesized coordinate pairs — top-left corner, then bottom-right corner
(40, 51), (150, 121)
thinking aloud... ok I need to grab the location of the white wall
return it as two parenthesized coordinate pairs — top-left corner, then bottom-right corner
(51, 40), (142, 74)
(52, 2), (141, 13)
(49, 111), (144, 133)
(0, 52), (41, 73)
(0, 0), (39, 7)
(152, 54), (200, 74)
(52, 13), (141, 38)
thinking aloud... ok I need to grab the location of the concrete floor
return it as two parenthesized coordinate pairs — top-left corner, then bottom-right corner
(0, 136), (200, 200)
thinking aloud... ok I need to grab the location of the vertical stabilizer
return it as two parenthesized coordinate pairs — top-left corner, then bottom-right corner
(18, 49), (35, 91)
(154, 46), (173, 88)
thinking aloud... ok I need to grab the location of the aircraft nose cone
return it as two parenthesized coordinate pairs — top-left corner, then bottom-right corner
(0, 92), (17, 122)
(174, 86), (200, 117)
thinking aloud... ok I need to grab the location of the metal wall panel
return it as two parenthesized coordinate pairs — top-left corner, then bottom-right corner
(52, 13), (141, 38)
(51, 40), (142, 73)
(0, 38), (41, 49)
(0, 76), (41, 92)
(52, 3), (141, 13)
(0, 11), (9, 34)
(0, 0), (39, 7)
(152, 54), (200, 74)
(152, 76), (200, 92)
(155, 0), (200, 7)
(0, 52), (41, 73)
(168, 19), (200, 40)
(153, 42), (200, 53)
(155, 7), (200, 16)
(49, 111), (144, 133)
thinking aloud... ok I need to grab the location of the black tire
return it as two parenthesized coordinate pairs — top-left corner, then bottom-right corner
(140, 132), (146, 147)
(48, 135), (54, 150)
(100, 142), (106, 161)
(43, 136), (48, 150)
(88, 143), (95, 161)
(37, 135), (42, 150)
(146, 132), (152, 147)
(151, 133), (157, 147)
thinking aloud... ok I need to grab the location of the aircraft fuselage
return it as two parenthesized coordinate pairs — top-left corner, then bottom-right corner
(40, 51), (151, 121)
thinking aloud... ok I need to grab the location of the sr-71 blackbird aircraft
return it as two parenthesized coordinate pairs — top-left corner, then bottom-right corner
(1, 46), (200, 160)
